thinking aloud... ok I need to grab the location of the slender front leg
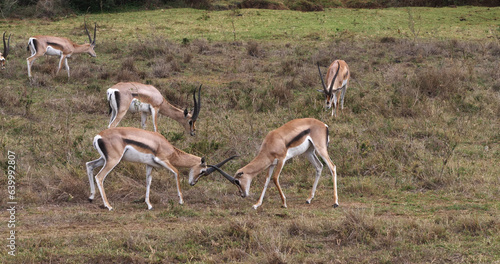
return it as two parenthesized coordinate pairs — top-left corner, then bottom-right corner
(157, 159), (183, 205)
(64, 57), (70, 78)
(56, 55), (66, 76)
(145, 165), (153, 210)
(271, 160), (287, 208)
(340, 85), (347, 110)
(151, 107), (159, 132)
(252, 165), (275, 209)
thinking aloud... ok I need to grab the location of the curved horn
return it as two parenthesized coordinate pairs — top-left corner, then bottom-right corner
(207, 165), (240, 186)
(317, 62), (328, 94)
(84, 19), (92, 44)
(93, 23), (97, 45)
(3, 32), (10, 58)
(204, 155), (239, 176)
(328, 62), (341, 96)
(191, 85), (202, 121)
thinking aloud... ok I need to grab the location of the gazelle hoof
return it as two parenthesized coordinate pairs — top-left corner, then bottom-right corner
(88, 198), (93, 203)
(333, 203), (339, 208)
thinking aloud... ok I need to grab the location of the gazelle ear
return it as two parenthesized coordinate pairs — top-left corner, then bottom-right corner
(184, 108), (189, 117)
(317, 89), (325, 93)
(201, 157), (206, 165)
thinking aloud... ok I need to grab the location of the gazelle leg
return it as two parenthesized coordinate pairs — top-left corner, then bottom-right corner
(271, 160), (287, 208)
(340, 85), (347, 110)
(140, 112), (148, 129)
(56, 55), (66, 76)
(316, 147), (338, 208)
(108, 108), (128, 128)
(252, 164), (276, 209)
(151, 107), (159, 132)
(94, 158), (121, 211)
(86, 157), (105, 201)
(27, 57), (36, 78)
(305, 149), (323, 204)
(332, 93), (338, 117)
(64, 57), (70, 78)
(145, 165), (153, 210)
(156, 158), (183, 205)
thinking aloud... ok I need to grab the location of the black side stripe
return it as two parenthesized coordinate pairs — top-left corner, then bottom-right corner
(123, 138), (156, 154)
(97, 138), (108, 160)
(286, 129), (311, 148)
(115, 91), (120, 111)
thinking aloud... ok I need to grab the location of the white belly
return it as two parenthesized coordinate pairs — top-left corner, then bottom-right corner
(129, 99), (151, 113)
(45, 46), (63, 56)
(122, 146), (161, 168)
(285, 136), (312, 162)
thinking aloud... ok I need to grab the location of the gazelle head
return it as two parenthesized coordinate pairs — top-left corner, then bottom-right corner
(84, 21), (97, 58)
(1, 32), (10, 69)
(189, 155), (238, 186)
(317, 62), (340, 110)
(206, 166), (248, 197)
(183, 85), (202, 136)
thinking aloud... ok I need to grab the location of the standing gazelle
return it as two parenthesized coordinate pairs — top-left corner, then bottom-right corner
(204, 118), (339, 209)
(107, 82), (201, 135)
(1, 32), (11, 69)
(86, 127), (236, 210)
(317, 60), (350, 117)
(27, 22), (97, 78)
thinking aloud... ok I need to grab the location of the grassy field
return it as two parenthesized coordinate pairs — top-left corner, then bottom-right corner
(1, 6), (500, 263)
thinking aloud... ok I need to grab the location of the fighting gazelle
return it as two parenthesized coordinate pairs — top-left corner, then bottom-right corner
(205, 118), (339, 209)
(107, 82), (202, 135)
(86, 127), (237, 210)
(317, 60), (350, 117)
(1, 32), (11, 69)
(27, 21), (97, 78)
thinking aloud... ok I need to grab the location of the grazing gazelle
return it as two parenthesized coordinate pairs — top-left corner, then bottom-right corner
(26, 22), (97, 78)
(205, 118), (339, 209)
(107, 82), (202, 135)
(317, 60), (350, 116)
(85, 127), (237, 210)
(1, 32), (11, 69)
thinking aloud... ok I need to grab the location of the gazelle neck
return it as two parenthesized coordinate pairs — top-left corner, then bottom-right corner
(72, 43), (92, 54)
(159, 100), (191, 123)
(168, 147), (201, 168)
(241, 151), (274, 177)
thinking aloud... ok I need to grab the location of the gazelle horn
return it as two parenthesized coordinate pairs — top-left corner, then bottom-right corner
(3, 32), (10, 58)
(207, 165), (240, 186)
(191, 85), (202, 121)
(328, 62), (341, 96)
(203, 155), (238, 176)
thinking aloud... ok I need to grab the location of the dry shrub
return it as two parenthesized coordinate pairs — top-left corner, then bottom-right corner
(247, 41), (261, 57)
(413, 66), (465, 99)
(192, 38), (210, 54)
(271, 81), (294, 105)
(239, 0), (288, 10)
(289, 0), (324, 11)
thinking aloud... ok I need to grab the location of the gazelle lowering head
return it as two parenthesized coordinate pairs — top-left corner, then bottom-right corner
(85, 127), (236, 210)
(26, 21), (96, 78)
(317, 60), (350, 117)
(107, 82), (202, 135)
(1, 32), (11, 69)
(208, 118), (339, 209)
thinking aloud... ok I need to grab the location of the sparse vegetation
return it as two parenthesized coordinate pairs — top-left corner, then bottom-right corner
(1, 6), (499, 263)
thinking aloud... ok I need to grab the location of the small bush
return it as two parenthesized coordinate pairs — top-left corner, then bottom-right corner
(239, 0), (288, 10)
